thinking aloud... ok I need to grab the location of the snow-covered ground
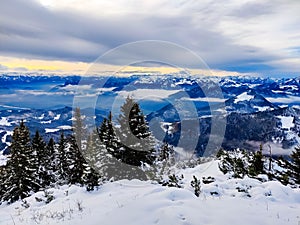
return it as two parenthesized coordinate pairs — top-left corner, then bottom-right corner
(0, 161), (299, 225)
(234, 92), (254, 103)
(0, 117), (12, 126)
(0, 154), (7, 166)
(277, 116), (294, 130)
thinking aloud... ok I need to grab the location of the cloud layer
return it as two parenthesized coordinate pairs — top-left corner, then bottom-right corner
(0, 0), (299, 76)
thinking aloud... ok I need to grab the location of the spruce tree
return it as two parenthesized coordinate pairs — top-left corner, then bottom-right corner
(249, 147), (264, 176)
(117, 96), (156, 166)
(82, 132), (101, 190)
(290, 146), (300, 184)
(32, 130), (54, 188)
(67, 135), (87, 185)
(97, 115), (148, 181)
(73, 107), (86, 151)
(47, 137), (58, 180)
(2, 121), (40, 203)
(57, 132), (69, 184)
(159, 142), (175, 163)
(99, 112), (121, 159)
(97, 119), (129, 180)
(0, 165), (7, 202)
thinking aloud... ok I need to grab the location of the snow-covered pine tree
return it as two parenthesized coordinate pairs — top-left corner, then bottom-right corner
(151, 142), (176, 178)
(32, 130), (54, 188)
(217, 149), (248, 178)
(82, 130), (102, 189)
(289, 146), (300, 184)
(99, 112), (122, 159)
(72, 107), (87, 151)
(56, 132), (70, 184)
(159, 142), (175, 163)
(2, 121), (40, 203)
(0, 165), (7, 202)
(67, 135), (87, 185)
(97, 118), (127, 180)
(97, 114), (147, 181)
(249, 146), (264, 176)
(117, 96), (156, 166)
(47, 137), (58, 181)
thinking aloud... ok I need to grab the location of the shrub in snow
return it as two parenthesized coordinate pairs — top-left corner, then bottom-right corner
(160, 174), (184, 188)
(191, 175), (201, 197)
(202, 176), (215, 184)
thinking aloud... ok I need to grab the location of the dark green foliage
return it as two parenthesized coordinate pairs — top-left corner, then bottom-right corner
(47, 138), (58, 179)
(97, 116), (133, 180)
(161, 174), (184, 188)
(56, 132), (69, 184)
(117, 96), (156, 166)
(82, 130), (102, 190)
(159, 142), (175, 164)
(100, 112), (121, 159)
(216, 149), (226, 158)
(191, 175), (201, 197)
(289, 146), (300, 184)
(249, 148), (264, 176)
(218, 150), (248, 178)
(82, 163), (100, 191)
(2, 121), (40, 203)
(0, 166), (7, 201)
(32, 131), (55, 187)
(202, 176), (215, 184)
(67, 135), (86, 185)
(73, 107), (86, 151)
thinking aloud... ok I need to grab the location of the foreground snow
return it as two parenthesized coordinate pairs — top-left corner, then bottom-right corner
(0, 161), (299, 225)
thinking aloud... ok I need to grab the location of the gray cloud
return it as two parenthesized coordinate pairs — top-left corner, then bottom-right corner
(0, 0), (299, 75)
(13, 67), (28, 72)
(229, 2), (275, 19)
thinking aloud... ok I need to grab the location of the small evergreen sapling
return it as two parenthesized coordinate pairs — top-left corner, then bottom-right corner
(191, 175), (201, 197)
(161, 174), (184, 188)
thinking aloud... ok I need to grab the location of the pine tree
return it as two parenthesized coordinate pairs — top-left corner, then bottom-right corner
(47, 138), (58, 179)
(32, 131), (54, 188)
(117, 96), (156, 166)
(249, 147), (264, 176)
(82, 133), (101, 191)
(96, 114), (148, 181)
(159, 142), (175, 164)
(67, 135), (87, 185)
(82, 163), (100, 191)
(0, 165), (7, 202)
(99, 112), (122, 159)
(2, 121), (40, 203)
(96, 119), (133, 180)
(191, 175), (201, 197)
(290, 146), (300, 184)
(82, 133), (101, 190)
(218, 149), (248, 178)
(72, 107), (86, 151)
(56, 132), (69, 184)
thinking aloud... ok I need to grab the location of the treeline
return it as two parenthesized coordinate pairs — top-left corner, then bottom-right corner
(0, 96), (174, 204)
(217, 146), (300, 186)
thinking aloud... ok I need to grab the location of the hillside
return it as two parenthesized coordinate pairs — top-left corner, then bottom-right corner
(0, 160), (299, 225)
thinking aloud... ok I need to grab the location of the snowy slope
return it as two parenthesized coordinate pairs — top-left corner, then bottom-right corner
(0, 161), (299, 225)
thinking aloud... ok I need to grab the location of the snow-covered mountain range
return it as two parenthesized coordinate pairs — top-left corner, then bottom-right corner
(1, 74), (300, 154)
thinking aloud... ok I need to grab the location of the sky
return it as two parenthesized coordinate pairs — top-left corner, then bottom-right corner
(0, 0), (300, 77)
